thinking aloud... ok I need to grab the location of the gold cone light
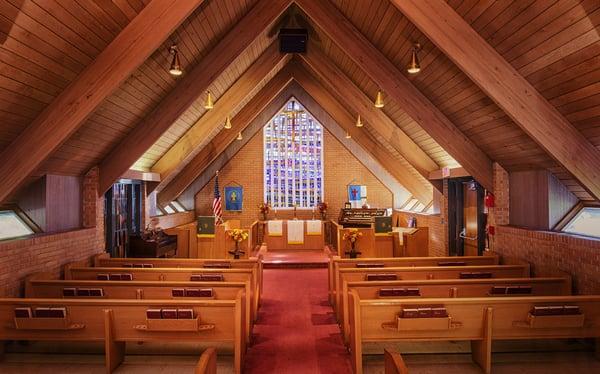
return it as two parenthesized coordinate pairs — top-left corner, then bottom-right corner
(224, 115), (232, 129)
(355, 114), (363, 128)
(374, 90), (384, 108)
(168, 45), (182, 76)
(345, 131), (351, 139)
(407, 42), (421, 74)
(236, 132), (243, 140)
(204, 91), (214, 110)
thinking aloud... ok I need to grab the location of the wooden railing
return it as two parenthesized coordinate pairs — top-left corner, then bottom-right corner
(325, 220), (342, 252)
(250, 221), (264, 251)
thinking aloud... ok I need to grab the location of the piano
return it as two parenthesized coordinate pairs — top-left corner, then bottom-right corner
(338, 208), (386, 228)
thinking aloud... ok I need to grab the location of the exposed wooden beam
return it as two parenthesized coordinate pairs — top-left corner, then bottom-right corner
(152, 42), (289, 181)
(0, 0), (204, 203)
(290, 63), (433, 204)
(295, 0), (493, 191)
(392, 0), (600, 200)
(177, 81), (412, 210)
(98, 0), (292, 195)
(121, 169), (161, 182)
(429, 167), (470, 180)
(298, 47), (439, 181)
(157, 68), (295, 205)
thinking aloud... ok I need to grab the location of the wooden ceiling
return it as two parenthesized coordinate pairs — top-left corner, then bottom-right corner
(1, 0), (598, 204)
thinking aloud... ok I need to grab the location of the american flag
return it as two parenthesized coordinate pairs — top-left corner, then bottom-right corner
(213, 171), (223, 225)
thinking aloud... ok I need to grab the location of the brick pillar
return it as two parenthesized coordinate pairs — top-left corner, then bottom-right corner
(490, 163), (509, 226)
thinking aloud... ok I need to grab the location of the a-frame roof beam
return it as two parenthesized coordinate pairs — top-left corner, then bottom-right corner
(294, 0), (493, 191)
(298, 46), (439, 181)
(0, 0), (205, 204)
(392, 0), (600, 200)
(290, 62), (433, 204)
(157, 67), (295, 205)
(151, 42), (289, 182)
(98, 0), (292, 194)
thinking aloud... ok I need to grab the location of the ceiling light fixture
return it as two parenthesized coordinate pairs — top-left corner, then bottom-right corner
(355, 114), (363, 128)
(345, 131), (351, 139)
(204, 91), (214, 110)
(236, 132), (243, 140)
(168, 45), (182, 76)
(374, 90), (384, 108)
(224, 115), (232, 129)
(407, 42), (421, 74)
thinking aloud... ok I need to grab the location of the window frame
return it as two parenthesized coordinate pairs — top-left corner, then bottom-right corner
(0, 204), (41, 241)
(554, 202), (600, 239)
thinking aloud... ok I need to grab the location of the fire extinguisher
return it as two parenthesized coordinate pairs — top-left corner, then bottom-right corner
(484, 191), (495, 208)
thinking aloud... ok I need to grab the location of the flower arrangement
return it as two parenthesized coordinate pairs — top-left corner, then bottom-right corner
(227, 229), (248, 259)
(317, 201), (328, 220)
(227, 229), (249, 243)
(258, 202), (270, 221)
(343, 228), (363, 258)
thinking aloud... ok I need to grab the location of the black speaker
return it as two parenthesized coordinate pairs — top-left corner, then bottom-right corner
(279, 28), (308, 53)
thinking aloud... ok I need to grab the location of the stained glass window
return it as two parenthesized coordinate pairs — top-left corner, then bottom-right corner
(264, 99), (323, 209)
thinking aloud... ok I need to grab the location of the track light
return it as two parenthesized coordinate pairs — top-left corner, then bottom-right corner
(204, 91), (214, 110)
(407, 42), (421, 74)
(345, 131), (351, 139)
(236, 132), (243, 140)
(224, 115), (232, 129)
(168, 45), (182, 76)
(355, 114), (363, 128)
(374, 90), (384, 108)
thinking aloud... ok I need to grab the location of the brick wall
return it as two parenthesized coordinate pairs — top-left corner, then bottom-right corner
(0, 167), (104, 297)
(195, 128), (393, 226)
(490, 163), (600, 294)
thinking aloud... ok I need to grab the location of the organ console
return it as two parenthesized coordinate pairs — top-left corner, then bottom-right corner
(338, 208), (386, 228)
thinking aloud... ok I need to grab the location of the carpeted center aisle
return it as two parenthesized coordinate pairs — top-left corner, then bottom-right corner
(243, 269), (353, 373)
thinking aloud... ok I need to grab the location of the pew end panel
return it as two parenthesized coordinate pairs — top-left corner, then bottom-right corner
(195, 347), (217, 374)
(383, 349), (409, 374)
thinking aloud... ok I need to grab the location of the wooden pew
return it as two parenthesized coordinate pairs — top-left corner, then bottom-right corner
(339, 276), (571, 344)
(335, 263), (530, 322)
(328, 254), (500, 306)
(196, 347), (217, 374)
(24, 274), (253, 344)
(65, 266), (255, 342)
(92, 253), (263, 314)
(348, 292), (600, 374)
(0, 295), (246, 373)
(384, 349), (409, 374)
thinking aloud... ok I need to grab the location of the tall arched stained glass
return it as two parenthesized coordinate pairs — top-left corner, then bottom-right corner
(264, 99), (323, 208)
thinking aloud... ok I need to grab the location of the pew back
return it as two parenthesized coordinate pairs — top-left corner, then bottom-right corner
(0, 295), (245, 373)
(340, 276), (571, 343)
(329, 254), (501, 304)
(335, 264), (530, 319)
(348, 292), (600, 374)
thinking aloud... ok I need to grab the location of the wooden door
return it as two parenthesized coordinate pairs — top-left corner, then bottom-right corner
(463, 184), (479, 256)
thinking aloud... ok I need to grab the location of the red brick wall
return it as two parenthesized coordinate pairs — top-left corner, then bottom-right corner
(490, 163), (600, 294)
(195, 128), (393, 227)
(0, 167), (104, 297)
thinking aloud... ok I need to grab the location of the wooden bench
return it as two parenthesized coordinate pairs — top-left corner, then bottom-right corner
(384, 349), (408, 374)
(89, 252), (263, 316)
(65, 266), (256, 341)
(195, 347), (217, 374)
(339, 276), (571, 344)
(0, 295), (246, 373)
(24, 273), (253, 344)
(328, 254), (500, 306)
(91, 253), (263, 315)
(335, 263), (530, 321)
(348, 292), (600, 374)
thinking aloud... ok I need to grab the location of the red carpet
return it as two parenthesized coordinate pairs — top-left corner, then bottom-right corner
(244, 268), (353, 373)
